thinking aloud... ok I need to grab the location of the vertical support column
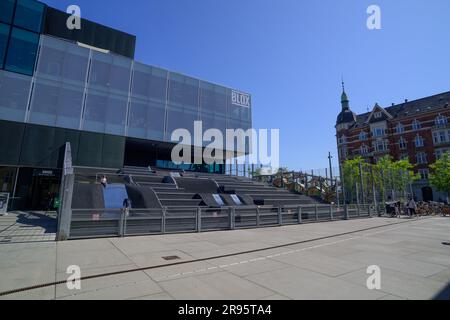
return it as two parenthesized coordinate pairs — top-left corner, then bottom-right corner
(119, 210), (125, 237)
(278, 206), (283, 225)
(297, 206), (302, 224)
(256, 206), (260, 227)
(229, 207), (235, 230)
(161, 208), (166, 234)
(197, 207), (202, 233)
(57, 173), (74, 241)
(359, 161), (365, 205)
(57, 142), (74, 241)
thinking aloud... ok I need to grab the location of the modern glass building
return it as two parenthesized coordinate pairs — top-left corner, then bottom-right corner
(0, 0), (252, 210)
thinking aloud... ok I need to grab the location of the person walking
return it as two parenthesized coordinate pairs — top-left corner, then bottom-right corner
(395, 202), (401, 218)
(407, 198), (417, 218)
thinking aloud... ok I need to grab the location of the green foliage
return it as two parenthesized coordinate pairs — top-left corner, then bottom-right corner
(341, 155), (418, 202)
(429, 152), (450, 193)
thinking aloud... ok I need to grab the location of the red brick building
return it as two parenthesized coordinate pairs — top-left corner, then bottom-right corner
(335, 86), (450, 202)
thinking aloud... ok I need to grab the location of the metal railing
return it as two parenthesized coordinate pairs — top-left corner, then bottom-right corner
(0, 193), (9, 215)
(68, 203), (377, 239)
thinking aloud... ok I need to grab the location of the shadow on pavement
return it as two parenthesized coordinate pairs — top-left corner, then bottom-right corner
(434, 283), (450, 300)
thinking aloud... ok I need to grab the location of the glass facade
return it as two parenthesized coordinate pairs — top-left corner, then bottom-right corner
(0, 0), (16, 24)
(0, 0), (44, 76)
(0, 23), (10, 69)
(0, 69), (31, 122)
(0, 33), (252, 152)
(13, 0), (45, 33)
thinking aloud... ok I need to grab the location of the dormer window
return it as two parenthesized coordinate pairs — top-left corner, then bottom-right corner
(435, 114), (448, 126)
(395, 123), (404, 134)
(374, 111), (382, 119)
(412, 120), (421, 131)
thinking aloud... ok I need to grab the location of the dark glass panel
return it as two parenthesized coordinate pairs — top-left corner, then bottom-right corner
(5, 27), (39, 75)
(0, 23), (10, 68)
(14, 0), (45, 33)
(0, 120), (24, 165)
(0, 0), (15, 24)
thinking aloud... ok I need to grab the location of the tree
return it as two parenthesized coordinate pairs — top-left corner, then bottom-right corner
(342, 155), (417, 204)
(429, 152), (450, 195)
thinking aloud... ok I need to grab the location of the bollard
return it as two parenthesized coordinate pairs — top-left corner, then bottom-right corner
(330, 205), (334, 220)
(344, 204), (349, 220)
(315, 204), (319, 221)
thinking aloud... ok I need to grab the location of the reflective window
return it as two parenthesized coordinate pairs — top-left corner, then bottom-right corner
(35, 36), (90, 85)
(200, 82), (227, 134)
(29, 79), (84, 129)
(0, 0), (15, 24)
(167, 105), (198, 138)
(168, 73), (199, 108)
(89, 52), (132, 95)
(13, 0), (45, 33)
(167, 73), (199, 137)
(83, 89), (128, 136)
(131, 62), (167, 101)
(128, 98), (165, 141)
(4, 27), (39, 75)
(0, 23), (10, 69)
(0, 70), (31, 122)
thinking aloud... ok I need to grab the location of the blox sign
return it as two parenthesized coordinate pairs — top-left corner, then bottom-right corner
(231, 90), (251, 108)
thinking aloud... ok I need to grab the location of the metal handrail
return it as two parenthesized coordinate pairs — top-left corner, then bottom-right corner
(68, 203), (374, 239)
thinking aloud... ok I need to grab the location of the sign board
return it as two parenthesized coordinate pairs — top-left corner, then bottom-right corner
(231, 90), (251, 108)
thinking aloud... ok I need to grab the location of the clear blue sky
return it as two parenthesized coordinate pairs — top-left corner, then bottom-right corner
(43, 0), (450, 172)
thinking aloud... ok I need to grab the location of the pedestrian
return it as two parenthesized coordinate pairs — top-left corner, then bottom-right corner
(407, 198), (417, 218)
(46, 192), (54, 212)
(395, 202), (401, 218)
(122, 198), (131, 217)
(100, 175), (108, 188)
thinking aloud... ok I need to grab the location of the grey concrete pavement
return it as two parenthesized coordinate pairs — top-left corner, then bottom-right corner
(0, 216), (449, 300)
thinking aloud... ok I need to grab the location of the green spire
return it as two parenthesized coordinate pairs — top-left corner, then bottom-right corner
(341, 80), (349, 110)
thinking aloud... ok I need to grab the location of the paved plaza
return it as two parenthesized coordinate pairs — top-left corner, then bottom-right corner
(0, 216), (449, 300)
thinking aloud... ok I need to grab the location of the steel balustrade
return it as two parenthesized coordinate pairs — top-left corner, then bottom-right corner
(68, 203), (378, 240)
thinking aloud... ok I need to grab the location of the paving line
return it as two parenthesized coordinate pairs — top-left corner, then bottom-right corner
(0, 217), (430, 297)
(151, 223), (423, 281)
